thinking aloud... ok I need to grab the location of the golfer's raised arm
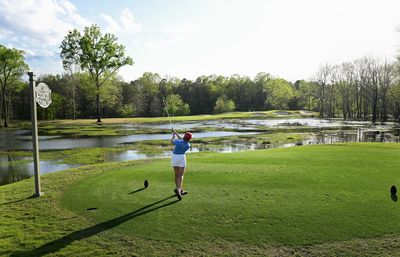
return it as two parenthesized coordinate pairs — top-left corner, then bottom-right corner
(170, 133), (176, 144)
(172, 128), (182, 139)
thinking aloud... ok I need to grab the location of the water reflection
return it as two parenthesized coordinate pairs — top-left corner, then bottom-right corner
(104, 150), (170, 162)
(0, 131), (257, 151)
(126, 118), (395, 130)
(103, 130), (400, 163)
(0, 155), (78, 185)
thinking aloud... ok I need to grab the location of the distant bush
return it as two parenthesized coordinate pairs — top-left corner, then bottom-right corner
(214, 97), (236, 114)
(119, 104), (136, 118)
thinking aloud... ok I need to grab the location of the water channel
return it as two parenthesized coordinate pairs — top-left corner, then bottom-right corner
(1, 118), (399, 186)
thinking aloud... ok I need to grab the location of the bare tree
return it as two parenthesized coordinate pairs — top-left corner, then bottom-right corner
(315, 64), (332, 118)
(377, 59), (395, 122)
(337, 62), (356, 120)
(354, 57), (371, 120)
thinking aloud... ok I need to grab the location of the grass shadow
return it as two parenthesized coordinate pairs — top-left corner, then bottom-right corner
(11, 195), (178, 257)
(391, 194), (398, 202)
(0, 195), (34, 206)
(128, 187), (146, 194)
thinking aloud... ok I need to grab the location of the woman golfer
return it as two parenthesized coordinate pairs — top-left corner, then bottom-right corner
(171, 129), (192, 200)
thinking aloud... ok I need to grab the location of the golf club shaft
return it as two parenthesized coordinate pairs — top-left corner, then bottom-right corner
(162, 98), (173, 131)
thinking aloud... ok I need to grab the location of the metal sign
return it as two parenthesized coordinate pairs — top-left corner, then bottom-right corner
(35, 82), (52, 108)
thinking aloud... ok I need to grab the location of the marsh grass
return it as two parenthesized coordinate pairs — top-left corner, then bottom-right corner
(0, 133), (310, 166)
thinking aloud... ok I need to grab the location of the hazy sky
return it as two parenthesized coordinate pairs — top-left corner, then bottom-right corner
(1, 0), (400, 82)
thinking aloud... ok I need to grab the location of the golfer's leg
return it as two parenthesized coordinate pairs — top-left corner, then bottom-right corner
(178, 167), (185, 190)
(174, 166), (180, 189)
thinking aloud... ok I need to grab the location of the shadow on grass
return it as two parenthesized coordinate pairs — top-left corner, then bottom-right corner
(391, 194), (398, 202)
(11, 195), (178, 257)
(0, 195), (34, 206)
(128, 187), (146, 194)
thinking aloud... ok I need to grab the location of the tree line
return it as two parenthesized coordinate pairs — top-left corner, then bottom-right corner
(0, 71), (313, 121)
(1, 24), (400, 127)
(314, 57), (400, 123)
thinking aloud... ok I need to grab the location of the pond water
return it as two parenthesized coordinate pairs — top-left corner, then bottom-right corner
(1, 118), (399, 186)
(0, 131), (257, 151)
(137, 118), (390, 130)
(0, 155), (79, 185)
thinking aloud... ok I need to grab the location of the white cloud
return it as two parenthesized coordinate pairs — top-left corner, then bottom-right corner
(101, 8), (142, 35)
(121, 8), (142, 33)
(100, 13), (122, 34)
(0, 0), (90, 46)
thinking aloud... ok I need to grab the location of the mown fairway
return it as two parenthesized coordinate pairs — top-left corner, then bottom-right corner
(62, 143), (400, 247)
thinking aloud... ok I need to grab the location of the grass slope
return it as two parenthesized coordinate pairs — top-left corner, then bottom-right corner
(2, 143), (400, 256)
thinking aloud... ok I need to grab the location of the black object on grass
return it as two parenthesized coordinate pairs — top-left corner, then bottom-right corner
(391, 185), (397, 195)
(144, 180), (149, 188)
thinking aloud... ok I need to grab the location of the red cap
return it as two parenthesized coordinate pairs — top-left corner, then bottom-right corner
(183, 132), (192, 141)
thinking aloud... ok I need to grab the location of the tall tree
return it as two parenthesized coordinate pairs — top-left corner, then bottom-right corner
(294, 80), (317, 111)
(378, 60), (394, 122)
(60, 29), (81, 119)
(354, 58), (370, 119)
(366, 58), (380, 123)
(264, 78), (296, 110)
(0, 45), (29, 127)
(135, 72), (162, 117)
(60, 24), (133, 122)
(315, 64), (332, 118)
(337, 62), (356, 119)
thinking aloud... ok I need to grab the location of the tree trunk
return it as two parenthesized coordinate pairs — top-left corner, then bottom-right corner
(2, 88), (8, 127)
(371, 88), (378, 124)
(320, 87), (325, 118)
(73, 82), (76, 119)
(381, 93), (387, 122)
(0, 89), (3, 128)
(96, 90), (101, 122)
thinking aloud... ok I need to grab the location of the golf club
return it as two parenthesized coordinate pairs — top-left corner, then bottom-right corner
(162, 97), (173, 131)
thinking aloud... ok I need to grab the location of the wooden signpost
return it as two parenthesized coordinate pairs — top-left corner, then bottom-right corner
(28, 72), (52, 197)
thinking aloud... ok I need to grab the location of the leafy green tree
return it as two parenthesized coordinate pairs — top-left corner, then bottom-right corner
(59, 29), (81, 119)
(37, 92), (62, 120)
(9, 81), (29, 121)
(135, 72), (162, 117)
(253, 72), (272, 110)
(165, 94), (190, 116)
(60, 24), (133, 122)
(390, 81), (400, 122)
(225, 75), (253, 111)
(179, 76), (218, 114)
(213, 96), (236, 114)
(100, 76), (123, 117)
(0, 45), (29, 127)
(119, 104), (136, 118)
(294, 80), (318, 110)
(264, 78), (296, 110)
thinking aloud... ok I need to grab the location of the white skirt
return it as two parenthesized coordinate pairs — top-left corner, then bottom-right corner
(171, 154), (186, 167)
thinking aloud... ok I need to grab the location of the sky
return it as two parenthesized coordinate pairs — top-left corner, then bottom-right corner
(1, 0), (400, 82)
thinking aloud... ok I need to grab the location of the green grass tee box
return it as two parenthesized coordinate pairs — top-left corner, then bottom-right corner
(62, 143), (400, 246)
